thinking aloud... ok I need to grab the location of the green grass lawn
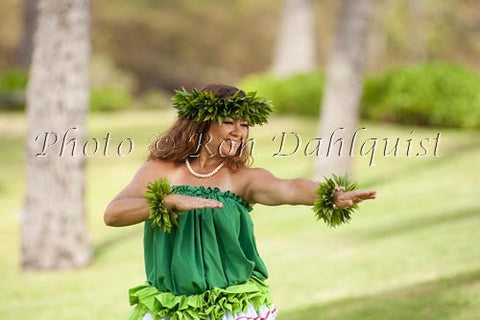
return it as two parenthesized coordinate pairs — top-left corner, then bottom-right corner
(1, 110), (479, 320)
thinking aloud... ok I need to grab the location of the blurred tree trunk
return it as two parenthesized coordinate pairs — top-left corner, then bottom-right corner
(22, 0), (92, 271)
(409, 0), (427, 62)
(366, 0), (389, 72)
(271, 0), (316, 77)
(314, 0), (373, 179)
(19, 0), (38, 69)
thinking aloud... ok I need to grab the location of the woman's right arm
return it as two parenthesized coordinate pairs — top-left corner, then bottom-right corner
(103, 161), (164, 227)
(104, 161), (223, 227)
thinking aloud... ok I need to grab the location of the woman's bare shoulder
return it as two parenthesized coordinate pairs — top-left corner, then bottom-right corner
(232, 166), (274, 189)
(143, 158), (171, 169)
(237, 166), (273, 179)
(230, 166), (276, 204)
(136, 159), (179, 180)
(109, 159), (177, 201)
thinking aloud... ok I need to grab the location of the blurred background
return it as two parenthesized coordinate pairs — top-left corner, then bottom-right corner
(1, 0), (479, 319)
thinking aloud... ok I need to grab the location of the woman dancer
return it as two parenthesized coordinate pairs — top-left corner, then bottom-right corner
(104, 83), (376, 320)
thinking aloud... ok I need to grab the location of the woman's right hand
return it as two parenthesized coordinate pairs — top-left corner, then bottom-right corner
(165, 194), (223, 219)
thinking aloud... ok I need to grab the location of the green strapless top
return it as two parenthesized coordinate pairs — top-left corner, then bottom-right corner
(143, 185), (269, 296)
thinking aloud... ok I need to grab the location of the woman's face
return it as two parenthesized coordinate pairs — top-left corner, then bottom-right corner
(205, 117), (249, 158)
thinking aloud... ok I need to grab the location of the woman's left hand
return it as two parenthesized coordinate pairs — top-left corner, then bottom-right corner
(333, 187), (377, 209)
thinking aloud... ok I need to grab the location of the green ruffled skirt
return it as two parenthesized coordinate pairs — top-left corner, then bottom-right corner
(128, 275), (276, 320)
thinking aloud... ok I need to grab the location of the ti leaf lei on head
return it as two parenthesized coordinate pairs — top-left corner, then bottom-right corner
(172, 88), (273, 125)
(313, 174), (359, 228)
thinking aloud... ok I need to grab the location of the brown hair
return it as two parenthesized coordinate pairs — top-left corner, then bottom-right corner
(147, 84), (253, 172)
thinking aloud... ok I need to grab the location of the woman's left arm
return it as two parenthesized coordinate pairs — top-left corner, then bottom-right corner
(245, 168), (376, 208)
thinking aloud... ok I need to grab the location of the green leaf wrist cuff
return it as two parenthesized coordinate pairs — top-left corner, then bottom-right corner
(143, 178), (178, 233)
(312, 174), (359, 228)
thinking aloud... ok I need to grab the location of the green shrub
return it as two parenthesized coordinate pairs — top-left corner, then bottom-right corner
(137, 89), (170, 110)
(239, 72), (325, 117)
(89, 55), (136, 112)
(90, 87), (132, 112)
(362, 62), (480, 128)
(0, 67), (135, 113)
(240, 64), (480, 128)
(0, 69), (28, 92)
(0, 69), (28, 111)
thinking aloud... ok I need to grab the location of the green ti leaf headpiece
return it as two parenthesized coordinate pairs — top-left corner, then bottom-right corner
(172, 87), (273, 125)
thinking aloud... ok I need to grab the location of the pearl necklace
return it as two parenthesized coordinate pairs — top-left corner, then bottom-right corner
(185, 158), (225, 178)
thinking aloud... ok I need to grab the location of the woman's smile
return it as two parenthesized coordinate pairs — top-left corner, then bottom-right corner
(220, 138), (242, 156)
